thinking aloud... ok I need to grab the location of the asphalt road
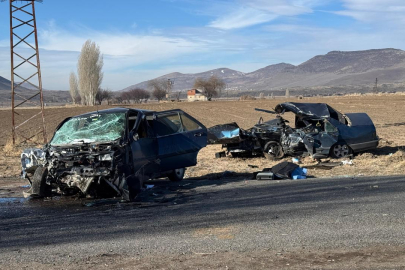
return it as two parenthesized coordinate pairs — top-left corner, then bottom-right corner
(1, 175), (405, 269)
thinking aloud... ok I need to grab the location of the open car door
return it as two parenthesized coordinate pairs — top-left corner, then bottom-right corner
(151, 110), (207, 172)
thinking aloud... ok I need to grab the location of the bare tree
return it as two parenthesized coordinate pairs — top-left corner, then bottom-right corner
(193, 76), (225, 101)
(77, 39), (103, 106)
(114, 95), (123, 104)
(96, 88), (113, 105)
(148, 79), (167, 101)
(152, 88), (166, 101)
(69, 72), (79, 104)
(121, 88), (150, 104)
(130, 88), (150, 103)
(120, 91), (132, 104)
(175, 91), (181, 102)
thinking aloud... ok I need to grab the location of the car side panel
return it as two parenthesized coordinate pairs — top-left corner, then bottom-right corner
(329, 116), (378, 152)
(154, 110), (207, 172)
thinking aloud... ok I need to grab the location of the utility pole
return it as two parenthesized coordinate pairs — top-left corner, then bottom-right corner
(166, 78), (174, 100)
(4, 0), (46, 144)
(373, 78), (378, 93)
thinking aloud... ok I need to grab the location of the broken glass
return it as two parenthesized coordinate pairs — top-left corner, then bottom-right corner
(50, 113), (126, 145)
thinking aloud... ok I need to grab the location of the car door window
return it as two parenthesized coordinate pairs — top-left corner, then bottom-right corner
(180, 114), (203, 131)
(153, 113), (182, 136)
(325, 120), (338, 133)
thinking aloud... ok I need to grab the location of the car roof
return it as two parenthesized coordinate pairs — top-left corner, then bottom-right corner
(275, 102), (344, 119)
(74, 107), (154, 117)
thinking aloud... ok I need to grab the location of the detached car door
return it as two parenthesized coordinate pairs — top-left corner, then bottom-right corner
(151, 110), (207, 172)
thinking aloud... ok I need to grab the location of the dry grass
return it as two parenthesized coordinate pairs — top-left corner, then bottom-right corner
(2, 139), (17, 157)
(1, 139), (22, 177)
(1, 135), (44, 177)
(187, 144), (405, 179)
(239, 95), (256, 100)
(0, 93), (405, 178)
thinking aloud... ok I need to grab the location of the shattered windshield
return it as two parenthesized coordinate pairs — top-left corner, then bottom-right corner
(50, 113), (126, 145)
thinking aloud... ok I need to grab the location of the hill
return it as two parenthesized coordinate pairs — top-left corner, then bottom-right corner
(121, 48), (405, 93)
(0, 76), (70, 106)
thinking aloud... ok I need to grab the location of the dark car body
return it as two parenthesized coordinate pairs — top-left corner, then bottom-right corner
(21, 108), (207, 200)
(208, 102), (378, 159)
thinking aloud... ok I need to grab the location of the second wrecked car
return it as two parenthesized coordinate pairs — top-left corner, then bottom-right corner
(21, 108), (207, 201)
(208, 102), (379, 160)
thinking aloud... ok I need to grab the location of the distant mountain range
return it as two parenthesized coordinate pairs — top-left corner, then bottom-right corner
(1, 48), (404, 105)
(121, 48), (405, 93)
(0, 77), (70, 105)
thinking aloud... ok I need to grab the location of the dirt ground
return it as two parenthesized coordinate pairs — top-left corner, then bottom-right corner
(1, 94), (405, 270)
(1, 94), (404, 179)
(5, 245), (405, 270)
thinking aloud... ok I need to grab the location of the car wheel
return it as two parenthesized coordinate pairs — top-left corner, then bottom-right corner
(330, 144), (352, 158)
(28, 166), (52, 197)
(263, 141), (284, 160)
(168, 168), (185, 182)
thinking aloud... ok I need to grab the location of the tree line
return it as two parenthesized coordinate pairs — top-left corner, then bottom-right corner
(69, 40), (226, 106)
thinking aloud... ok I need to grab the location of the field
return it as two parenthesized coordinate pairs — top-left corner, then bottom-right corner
(1, 94), (405, 179)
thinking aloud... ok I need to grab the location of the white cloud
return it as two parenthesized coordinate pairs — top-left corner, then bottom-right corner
(336, 0), (405, 24)
(247, 0), (313, 15)
(39, 25), (203, 59)
(209, 7), (278, 30)
(0, 22), (211, 90)
(208, 0), (328, 30)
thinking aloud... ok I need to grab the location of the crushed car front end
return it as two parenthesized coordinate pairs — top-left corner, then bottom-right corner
(22, 110), (132, 199)
(43, 142), (126, 196)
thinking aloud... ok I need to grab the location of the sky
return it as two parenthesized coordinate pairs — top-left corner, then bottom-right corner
(0, 0), (405, 91)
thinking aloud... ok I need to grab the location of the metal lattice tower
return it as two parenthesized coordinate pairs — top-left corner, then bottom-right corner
(4, 0), (46, 144)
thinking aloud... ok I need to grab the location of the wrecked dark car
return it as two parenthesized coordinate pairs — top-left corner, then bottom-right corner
(208, 102), (378, 160)
(21, 108), (207, 201)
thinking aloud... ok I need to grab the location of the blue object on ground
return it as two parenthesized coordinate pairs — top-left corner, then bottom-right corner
(291, 167), (307, 180)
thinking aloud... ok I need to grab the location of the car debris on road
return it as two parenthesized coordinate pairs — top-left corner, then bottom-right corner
(208, 102), (379, 160)
(254, 161), (308, 180)
(20, 108), (207, 201)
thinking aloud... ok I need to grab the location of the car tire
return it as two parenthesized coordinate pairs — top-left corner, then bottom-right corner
(29, 166), (52, 197)
(168, 168), (185, 182)
(263, 141), (284, 160)
(330, 143), (352, 158)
